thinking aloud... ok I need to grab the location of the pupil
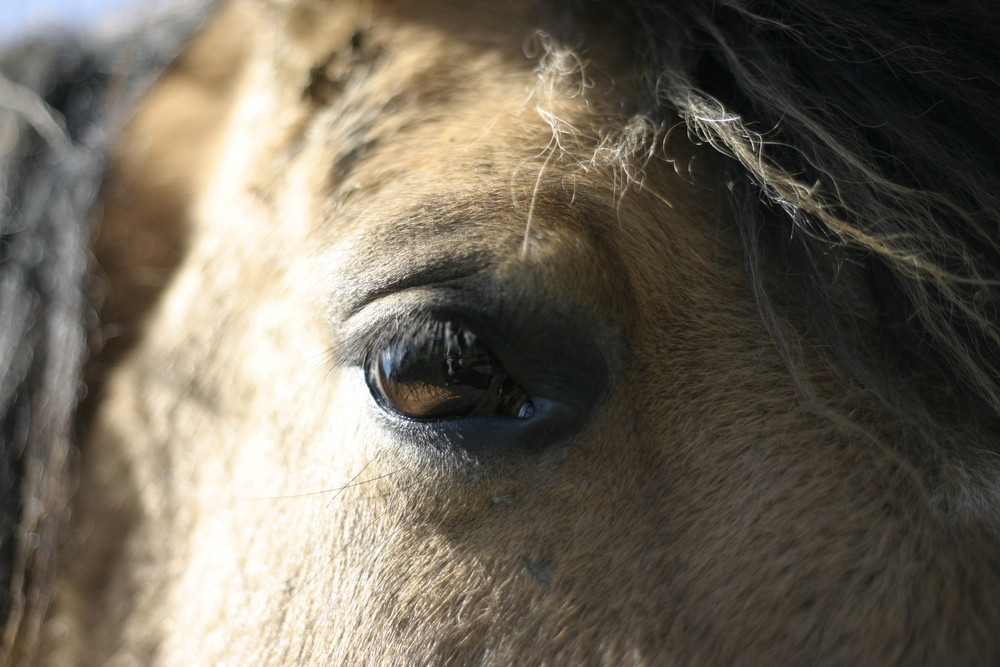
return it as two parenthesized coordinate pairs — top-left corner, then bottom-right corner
(368, 322), (531, 420)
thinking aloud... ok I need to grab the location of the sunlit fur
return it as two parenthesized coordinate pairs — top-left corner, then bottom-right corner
(2, 0), (998, 663)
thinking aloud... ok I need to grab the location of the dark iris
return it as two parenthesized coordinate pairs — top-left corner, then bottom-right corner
(366, 320), (533, 420)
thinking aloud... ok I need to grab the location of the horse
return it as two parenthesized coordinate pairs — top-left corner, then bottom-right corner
(2, 0), (999, 663)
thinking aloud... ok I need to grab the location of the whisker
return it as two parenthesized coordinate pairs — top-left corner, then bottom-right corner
(239, 466), (405, 501)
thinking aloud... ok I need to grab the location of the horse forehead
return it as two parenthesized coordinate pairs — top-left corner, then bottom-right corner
(237, 3), (662, 322)
(253, 0), (636, 190)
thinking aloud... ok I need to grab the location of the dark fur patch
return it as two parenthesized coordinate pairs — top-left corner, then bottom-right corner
(303, 29), (382, 105)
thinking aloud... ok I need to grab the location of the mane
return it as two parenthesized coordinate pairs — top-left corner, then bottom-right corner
(592, 0), (1000, 433)
(0, 4), (215, 658)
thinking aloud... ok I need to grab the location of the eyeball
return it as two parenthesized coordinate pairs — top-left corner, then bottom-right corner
(366, 319), (534, 421)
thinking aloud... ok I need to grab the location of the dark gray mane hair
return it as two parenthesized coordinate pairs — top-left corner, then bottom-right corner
(1, 0), (998, 659)
(0, 4), (215, 657)
(601, 0), (1000, 429)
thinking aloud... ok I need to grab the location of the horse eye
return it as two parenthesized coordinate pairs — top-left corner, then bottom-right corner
(366, 321), (534, 420)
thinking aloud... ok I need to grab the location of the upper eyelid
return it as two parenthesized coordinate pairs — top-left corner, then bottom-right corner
(333, 256), (490, 321)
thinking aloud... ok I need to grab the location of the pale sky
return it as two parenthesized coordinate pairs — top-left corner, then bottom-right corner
(0, 0), (145, 42)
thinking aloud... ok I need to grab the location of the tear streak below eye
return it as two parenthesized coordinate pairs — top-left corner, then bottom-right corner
(366, 321), (533, 421)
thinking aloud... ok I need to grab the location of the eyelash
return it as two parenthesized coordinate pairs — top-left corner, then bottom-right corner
(335, 308), (464, 368)
(329, 308), (470, 368)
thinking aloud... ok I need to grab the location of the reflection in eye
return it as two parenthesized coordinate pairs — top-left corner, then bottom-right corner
(366, 320), (534, 420)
